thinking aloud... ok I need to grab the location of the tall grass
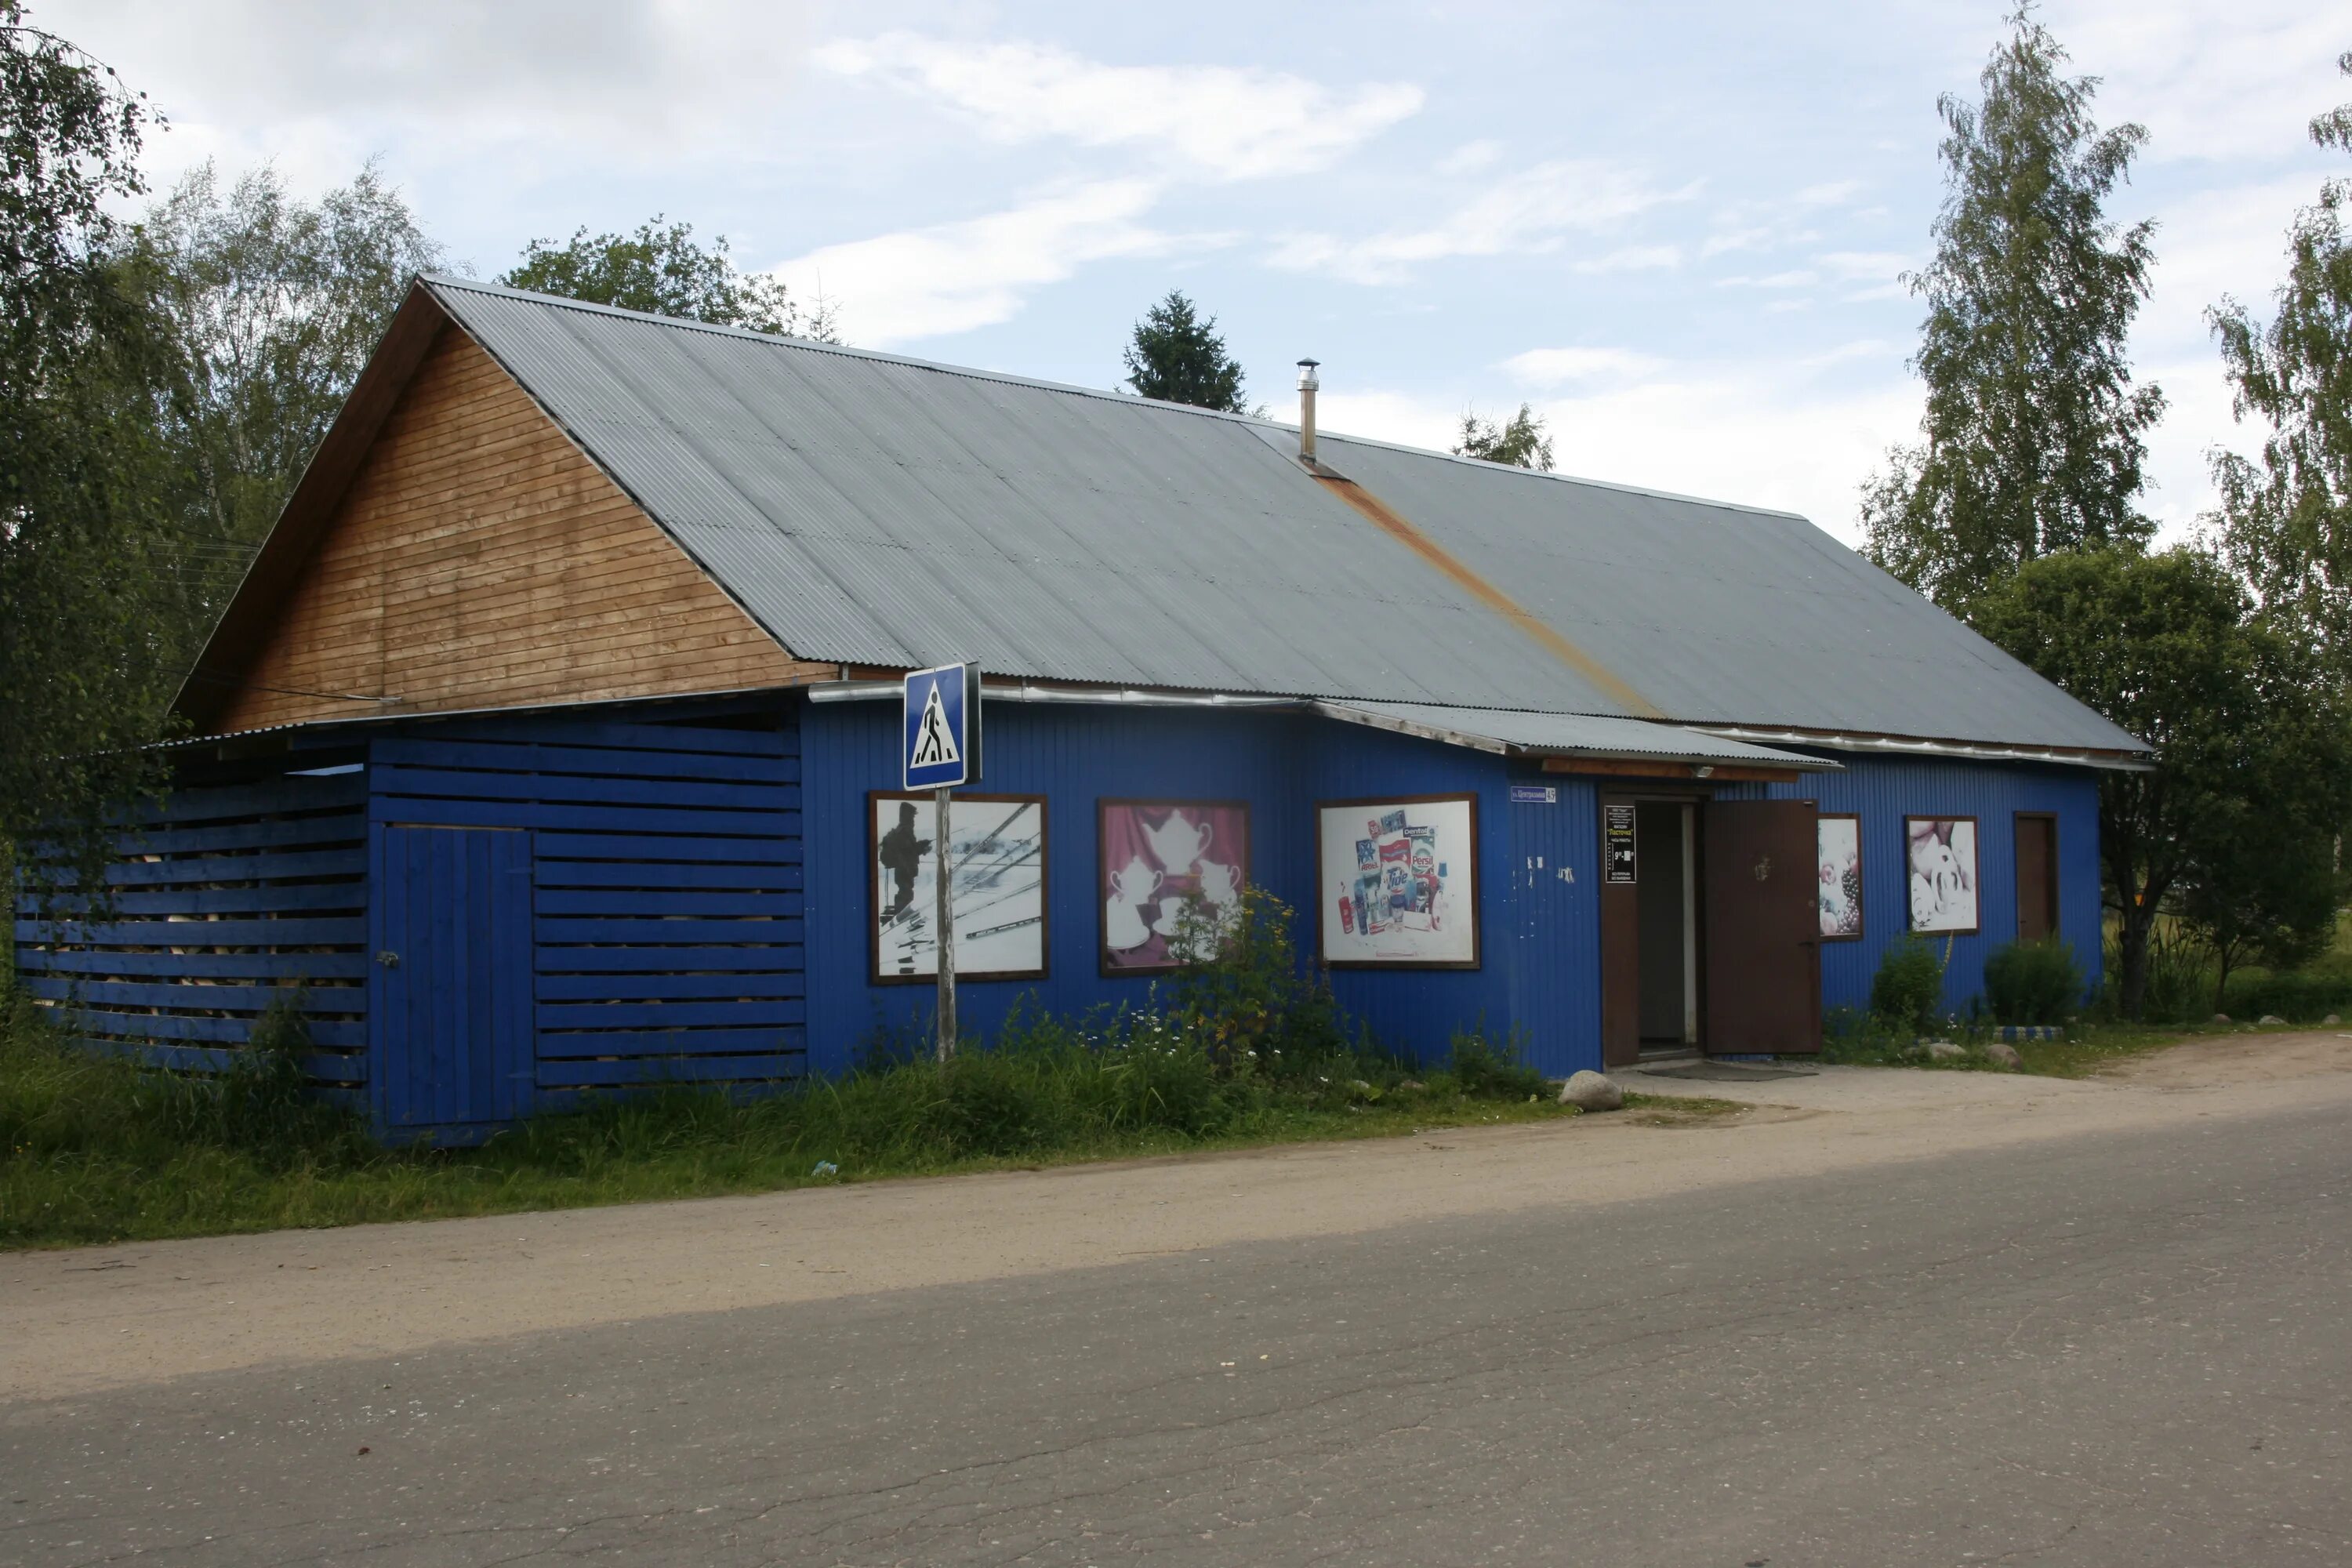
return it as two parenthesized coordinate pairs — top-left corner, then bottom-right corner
(2, 892), (1563, 1249)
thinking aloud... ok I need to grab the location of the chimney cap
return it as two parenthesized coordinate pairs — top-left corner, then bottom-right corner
(1296, 358), (1320, 390)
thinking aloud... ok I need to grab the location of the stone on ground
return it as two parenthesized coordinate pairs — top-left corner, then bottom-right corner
(1926, 1040), (1966, 1062)
(2212, 1013), (2231, 1025)
(1559, 1070), (1624, 1112)
(2258, 1014), (2287, 1026)
(1983, 1040), (2023, 1070)
(2325, 1015), (2342, 1027)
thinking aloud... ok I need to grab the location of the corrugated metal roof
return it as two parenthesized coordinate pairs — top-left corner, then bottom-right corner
(1314, 701), (1838, 769)
(425, 276), (2147, 757)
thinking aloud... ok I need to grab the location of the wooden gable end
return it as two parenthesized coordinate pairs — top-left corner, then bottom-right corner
(214, 325), (829, 731)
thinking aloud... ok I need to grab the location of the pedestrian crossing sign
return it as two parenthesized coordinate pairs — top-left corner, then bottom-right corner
(902, 662), (978, 789)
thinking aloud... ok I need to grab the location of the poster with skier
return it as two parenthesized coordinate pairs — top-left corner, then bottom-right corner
(869, 792), (1046, 982)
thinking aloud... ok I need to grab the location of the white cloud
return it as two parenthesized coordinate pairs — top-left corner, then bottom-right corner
(51, 0), (821, 183)
(1793, 179), (1864, 207)
(1717, 270), (1820, 289)
(1818, 250), (1912, 282)
(1501, 347), (1668, 388)
(2055, 0), (2347, 166)
(1701, 226), (1773, 257)
(767, 180), (1189, 346)
(1268, 160), (1686, 285)
(1439, 140), (1507, 176)
(815, 33), (1423, 181)
(1573, 243), (1683, 274)
(1316, 365), (1921, 543)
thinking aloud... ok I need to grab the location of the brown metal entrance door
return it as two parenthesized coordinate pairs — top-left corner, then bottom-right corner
(1700, 800), (1821, 1054)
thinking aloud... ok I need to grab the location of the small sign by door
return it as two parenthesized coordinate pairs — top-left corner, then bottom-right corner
(1603, 803), (1637, 884)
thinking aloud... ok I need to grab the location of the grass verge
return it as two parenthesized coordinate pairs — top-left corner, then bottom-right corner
(1, 999), (1640, 1251)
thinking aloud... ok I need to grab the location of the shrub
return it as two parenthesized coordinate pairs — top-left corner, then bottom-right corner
(1870, 935), (1947, 1036)
(1171, 887), (1351, 1076)
(2220, 967), (2352, 1022)
(1983, 939), (2083, 1025)
(1444, 1025), (1547, 1099)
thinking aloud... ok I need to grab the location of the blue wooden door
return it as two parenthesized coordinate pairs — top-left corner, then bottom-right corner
(375, 826), (535, 1132)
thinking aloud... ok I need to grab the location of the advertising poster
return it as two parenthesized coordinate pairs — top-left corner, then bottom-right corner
(1316, 795), (1479, 967)
(1098, 800), (1250, 973)
(870, 793), (1047, 982)
(1818, 813), (1863, 939)
(1904, 815), (1979, 935)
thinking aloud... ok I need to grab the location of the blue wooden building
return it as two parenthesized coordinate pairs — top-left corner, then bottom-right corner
(13, 278), (2147, 1139)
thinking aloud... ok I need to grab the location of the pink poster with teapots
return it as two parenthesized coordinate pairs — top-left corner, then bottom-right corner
(1098, 800), (1250, 973)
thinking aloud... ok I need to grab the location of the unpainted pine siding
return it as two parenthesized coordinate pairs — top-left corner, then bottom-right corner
(219, 327), (827, 731)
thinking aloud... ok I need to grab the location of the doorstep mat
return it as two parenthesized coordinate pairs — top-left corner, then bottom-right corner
(1637, 1062), (1819, 1081)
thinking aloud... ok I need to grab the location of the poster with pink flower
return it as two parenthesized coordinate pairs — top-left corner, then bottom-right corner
(1098, 800), (1250, 973)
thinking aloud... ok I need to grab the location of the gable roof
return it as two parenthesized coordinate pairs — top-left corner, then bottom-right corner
(178, 274), (2148, 762)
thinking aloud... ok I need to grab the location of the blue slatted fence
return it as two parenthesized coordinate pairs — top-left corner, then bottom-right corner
(369, 713), (804, 1112)
(11, 763), (372, 1087)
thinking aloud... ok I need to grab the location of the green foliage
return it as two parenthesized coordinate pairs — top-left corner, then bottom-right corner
(1, 970), (1570, 1247)
(1870, 934), (1948, 1035)
(2207, 51), (2352, 656)
(1168, 887), (1351, 1073)
(1971, 547), (2352, 1018)
(1863, 8), (2161, 608)
(1983, 938), (2084, 1024)
(1443, 1026), (1548, 1099)
(1120, 290), (1248, 412)
(132, 159), (442, 650)
(2219, 965), (2352, 1024)
(0, 4), (176, 900)
(500, 216), (838, 343)
(1451, 404), (1555, 470)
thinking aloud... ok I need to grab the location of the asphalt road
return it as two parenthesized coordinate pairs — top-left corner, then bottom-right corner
(5, 1100), (2348, 1567)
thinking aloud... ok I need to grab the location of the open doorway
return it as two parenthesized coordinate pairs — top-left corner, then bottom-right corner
(1635, 802), (1697, 1051)
(1601, 793), (1822, 1065)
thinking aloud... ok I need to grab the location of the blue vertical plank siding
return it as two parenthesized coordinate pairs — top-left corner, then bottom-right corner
(1501, 775), (1602, 1075)
(10, 690), (2112, 1142)
(11, 762), (372, 1090)
(1722, 756), (2104, 1018)
(800, 699), (1558, 1074)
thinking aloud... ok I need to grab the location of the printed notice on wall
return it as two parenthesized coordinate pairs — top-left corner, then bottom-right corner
(1603, 803), (1638, 884)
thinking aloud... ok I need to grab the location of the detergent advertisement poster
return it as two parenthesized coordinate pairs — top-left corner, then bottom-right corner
(1316, 795), (1479, 968)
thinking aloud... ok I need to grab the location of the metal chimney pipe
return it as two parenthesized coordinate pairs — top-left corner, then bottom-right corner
(1296, 358), (1319, 466)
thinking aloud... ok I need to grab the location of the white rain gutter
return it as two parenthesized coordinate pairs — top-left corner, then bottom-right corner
(1696, 724), (2156, 773)
(804, 679), (1290, 710)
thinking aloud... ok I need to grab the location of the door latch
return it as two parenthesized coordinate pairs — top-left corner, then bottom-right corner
(376, 950), (401, 968)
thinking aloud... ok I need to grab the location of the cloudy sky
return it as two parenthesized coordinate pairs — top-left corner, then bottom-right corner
(49, 0), (2347, 546)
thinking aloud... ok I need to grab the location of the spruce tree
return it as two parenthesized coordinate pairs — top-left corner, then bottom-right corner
(1862, 8), (2162, 608)
(1120, 291), (1248, 412)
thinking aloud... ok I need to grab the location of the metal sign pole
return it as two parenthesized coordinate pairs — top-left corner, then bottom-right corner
(934, 784), (956, 1062)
